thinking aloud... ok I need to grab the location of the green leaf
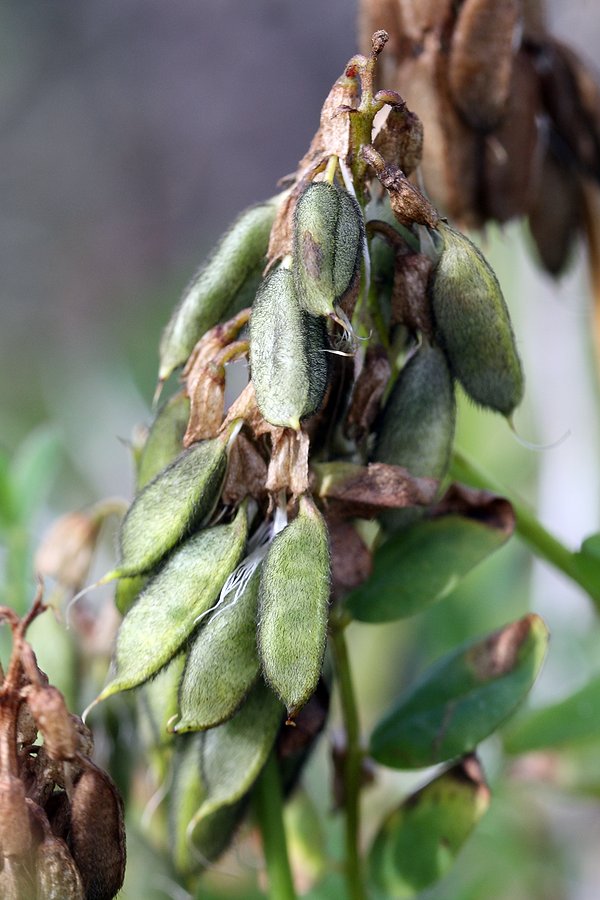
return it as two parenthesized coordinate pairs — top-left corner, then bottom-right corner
(370, 615), (549, 769)
(195, 680), (282, 820)
(10, 426), (62, 524)
(572, 534), (600, 601)
(503, 672), (600, 754)
(96, 507), (248, 702)
(345, 513), (511, 623)
(369, 756), (490, 897)
(0, 449), (17, 529)
(174, 567), (261, 733)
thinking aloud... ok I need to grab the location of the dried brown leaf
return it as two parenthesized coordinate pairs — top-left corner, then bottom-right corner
(449, 0), (519, 132)
(433, 482), (515, 536)
(362, 145), (439, 228)
(221, 431), (268, 507)
(346, 345), (391, 441)
(529, 146), (582, 275)
(266, 430), (310, 498)
(326, 516), (372, 600)
(373, 103), (424, 174)
(390, 251), (433, 332)
(312, 461), (438, 518)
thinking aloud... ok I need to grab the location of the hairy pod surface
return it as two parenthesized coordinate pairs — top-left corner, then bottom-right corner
(159, 199), (279, 381)
(374, 341), (456, 497)
(68, 765), (126, 900)
(257, 495), (330, 715)
(169, 735), (243, 875)
(35, 834), (85, 900)
(136, 391), (190, 490)
(114, 573), (147, 617)
(431, 223), (524, 416)
(197, 681), (282, 820)
(250, 268), (328, 429)
(293, 181), (364, 317)
(116, 437), (227, 578)
(99, 507), (248, 699)
(138, 653), (185, 751)
(175, 567), (261, 732)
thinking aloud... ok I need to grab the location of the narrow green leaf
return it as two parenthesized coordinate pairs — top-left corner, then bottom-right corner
(169, 734), (243, 876)
(10, 426), (62, 523)
(137, 391), (190, 490)
(504, 673), (600, 754)
(175, 567), (261, 732)
(195, 680), (282, 820)
(346, 513), (511, 622)
(258, 496), (330, 715)
(370, 615), (549, 768)
(369, 756), (490, 897)
(97, 507), (248, 701)
(114, 436), (227, 579)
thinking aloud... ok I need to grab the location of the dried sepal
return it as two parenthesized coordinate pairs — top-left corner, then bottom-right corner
(362, 145), (439, 228)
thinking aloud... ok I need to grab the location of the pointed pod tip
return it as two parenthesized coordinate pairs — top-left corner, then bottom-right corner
(152, 378), (166, 410)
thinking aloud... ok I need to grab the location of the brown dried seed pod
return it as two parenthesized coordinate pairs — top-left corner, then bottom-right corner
(26, 685), (78, 762)
(448, 0), (519, 132)
(44, 790), (72, 842)
(482, 52), (543, 223)
(36, 833), (84, 900)
(0, 858), (33, 900)
(68, 764), (126, 900)
(373, 104), (424, 175)
(528, 146), (582, 275)
(0, 775), (32, 857)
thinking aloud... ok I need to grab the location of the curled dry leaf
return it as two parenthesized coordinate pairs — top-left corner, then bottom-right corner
(373, 103), (424, 175)
(362, 145), (439, 228)
(311, 461), (438, 518)
(390, 252), (433, 332)
(266, 429), (310, 498)
(221, 431), (268, 507)
(433, 482), (515, 537)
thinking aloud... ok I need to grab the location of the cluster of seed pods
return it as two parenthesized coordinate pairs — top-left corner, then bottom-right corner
(0, 594), (125, 899)
(85, 35), (525, 872)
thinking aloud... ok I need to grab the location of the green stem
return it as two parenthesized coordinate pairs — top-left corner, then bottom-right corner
(451, 448), (597, 601)
(253, 750), (297, 900)
(330, 622), (367, 900)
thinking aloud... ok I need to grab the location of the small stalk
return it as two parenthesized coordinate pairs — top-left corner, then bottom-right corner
(330, 619), (367, 900)
(451, 448), (600, 604)
(253, 750), (297, 900)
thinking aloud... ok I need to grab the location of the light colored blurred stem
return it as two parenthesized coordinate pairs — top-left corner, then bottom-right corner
(254, 750), (297, 900)
(451, 448), (595, 600)
(330, 623), (367, 900)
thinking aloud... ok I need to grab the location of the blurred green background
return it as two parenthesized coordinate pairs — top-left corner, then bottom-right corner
(2, 2), (600, 898)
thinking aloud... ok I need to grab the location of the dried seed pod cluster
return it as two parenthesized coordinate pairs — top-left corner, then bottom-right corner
(0, 597), (125, 900)
(67, 34), (525, 875)
(360, 0), (600, 275)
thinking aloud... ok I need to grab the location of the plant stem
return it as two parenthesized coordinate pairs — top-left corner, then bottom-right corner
(253, 750), (297, 900)
(451, 448), (599, 602)
(330, 621), (367, 900)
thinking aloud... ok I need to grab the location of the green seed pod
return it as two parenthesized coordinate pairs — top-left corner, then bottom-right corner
(114, 573), (147, 616)
(196, 681), (283, 821)
(250, 268), (328, 429)
(175, 567), (261, 732)
(431, 222), (524, 416)
(97, 507), (248, 701)
(136, 391), (190, 490)
(169, 735), (243, 876)
(138, 653), (185, 751)
(293, 181), (364, 317)
(159, 199), (279, 382)
(35, 834), (84, 900)
(114, 436), (227, 579)
(68, 764), (126, 900)
(374, 342), (456, 532)
(257, 496), (330, 715)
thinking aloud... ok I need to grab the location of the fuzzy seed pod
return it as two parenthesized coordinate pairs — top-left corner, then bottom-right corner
(175, 567), (261, 732)
(68, 764), (126, 900)
(293, 182), (364, 317)
(114, 573), (147, 617)
(26, 685), (78, 761)
(159, 199), (279, 382)
(374, 342), (456, 531)
(115, 437), (227, 578)
(136, 391), (190, 490)
(99, 507), (248, 699)
(0, 775), (31, 857)
(35, 833), (84, 900)
(258, 495), (330, 715)
(431, 222), (524, 415)
(250, 268), (328, 429)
